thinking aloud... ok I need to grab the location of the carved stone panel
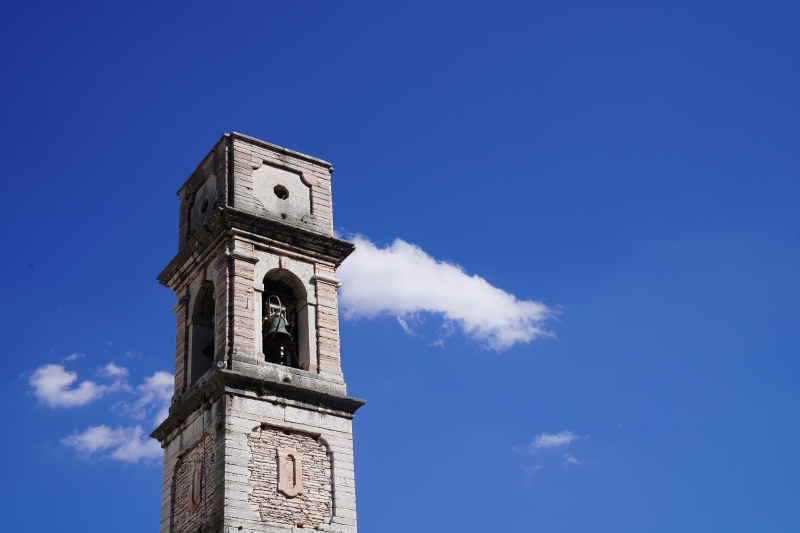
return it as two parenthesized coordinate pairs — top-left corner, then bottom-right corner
(252, 163), (311, 222)
(277, 447), (303, 497)
(188, 462), (203, 513)
(247, 426), (331, 528)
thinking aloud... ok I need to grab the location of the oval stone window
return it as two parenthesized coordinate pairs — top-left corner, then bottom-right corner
(274, 185), (289, 200)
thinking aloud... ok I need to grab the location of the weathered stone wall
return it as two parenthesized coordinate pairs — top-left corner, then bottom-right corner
(315, 262), (343, 378)
(176, 130), (338, 250)
(223, 394), (358, 533)
(178, 140), (227, 248)
(247, 426), (332, 528)
(172, 434), (217, 533)
(231, 243), (258, 360)
(231, 135), (334, 236)
(173, 298), (188, 394)
(159, 396), (226, 533)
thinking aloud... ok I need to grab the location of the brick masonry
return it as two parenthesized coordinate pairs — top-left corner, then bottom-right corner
(172, 434), (217, 533)
(247, 426), (332, 528)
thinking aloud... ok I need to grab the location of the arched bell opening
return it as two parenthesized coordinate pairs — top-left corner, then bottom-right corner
(189, 281), (215, 385)
(261, 271), (307, 369)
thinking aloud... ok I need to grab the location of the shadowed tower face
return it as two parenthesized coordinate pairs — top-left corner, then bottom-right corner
(152, 133), (364, 533)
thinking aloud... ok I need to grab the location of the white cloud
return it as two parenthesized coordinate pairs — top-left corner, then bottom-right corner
(110, 426), (163, 463)
(563, 453), (586, 466)
(64, 352), (85, 361)
(62, 425), (162, 463)
(62, 425), (122, 454)
(98, 362), (129, 378)
(531, 430), (579, 449)
(29, 364), (108, 408)
(28, 360), (173, 464)
(119, 371), (173, 426)
(338, 236), (557, 350)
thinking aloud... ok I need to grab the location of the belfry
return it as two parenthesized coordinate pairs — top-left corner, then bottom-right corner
(151, 133), (364, 532)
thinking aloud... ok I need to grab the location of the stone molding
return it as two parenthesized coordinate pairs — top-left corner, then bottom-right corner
(158, 207), (354, 289)
(151, 366), (365, 443)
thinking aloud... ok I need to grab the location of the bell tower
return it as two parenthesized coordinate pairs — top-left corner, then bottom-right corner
(151, 133), (364, 533)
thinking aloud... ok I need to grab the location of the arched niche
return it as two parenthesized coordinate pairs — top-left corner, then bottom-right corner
(188, 281), (215, 385)
(261, 268), (313, 370)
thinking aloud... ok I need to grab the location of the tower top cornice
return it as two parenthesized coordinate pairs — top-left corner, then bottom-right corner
(157, 206), (355, 290)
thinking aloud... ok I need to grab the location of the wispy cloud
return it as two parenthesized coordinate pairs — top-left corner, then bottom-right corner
(338, 236), (557, 350)
(64, 352), (85, 361)
(30, 364), (111, 408)
(118, 371), (173, 426)
(563, 453), (586, 466)
(531, 430), (579, 449)
(519, 430), (591, 473)
(98, 362), (129, 378)
(62, 425), (162, 463)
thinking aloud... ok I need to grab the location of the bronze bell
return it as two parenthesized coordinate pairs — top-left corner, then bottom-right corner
(264, 295), (293, 347)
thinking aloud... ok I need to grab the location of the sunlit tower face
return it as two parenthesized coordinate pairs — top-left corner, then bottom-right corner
(151, 133), (364, 533)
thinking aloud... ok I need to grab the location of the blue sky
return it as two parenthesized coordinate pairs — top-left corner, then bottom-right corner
(2, 1), (799, 531)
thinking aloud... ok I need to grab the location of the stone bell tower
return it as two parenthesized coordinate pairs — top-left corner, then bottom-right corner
(151, 133), (364, 533)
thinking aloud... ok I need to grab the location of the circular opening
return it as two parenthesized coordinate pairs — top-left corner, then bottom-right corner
(199, 197), (209, 214)
(274, 185), (289, 200)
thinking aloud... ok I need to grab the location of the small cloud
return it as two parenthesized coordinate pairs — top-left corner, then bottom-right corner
(62, 425), (162, 463)
(118, 371), (174, 426)
(98, 362), (129, 378)
(123, 351), (138, 359)
(109, 427), (163, 463)
(531, 430), (579, 449)
(62, 425), (122, 454)
(106, 341), (113, 346)
(524, 464), (545, 473)
(617, 423), (623, 430)
(64, 353), (85, 362)
(563, 453), (586, 466)
(338, 236), (558, 351)
(29, 364), (108, 408)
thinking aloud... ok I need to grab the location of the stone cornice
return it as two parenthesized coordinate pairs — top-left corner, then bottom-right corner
(150, 366), (366, 443)
(158, 207), (355, 289)
(176, 132), (333, 197)
(229, 132), (333, 170)
(312, 273), (342, 288)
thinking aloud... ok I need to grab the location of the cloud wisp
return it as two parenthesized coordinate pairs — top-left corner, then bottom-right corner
(519, 430), (590, 472)
(338, 236), (557, 350)
(563, 453), (586, 466)
(98, 362), (129, 378)
(118, 370), (174, 426)
(530, 430), (580, 449)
